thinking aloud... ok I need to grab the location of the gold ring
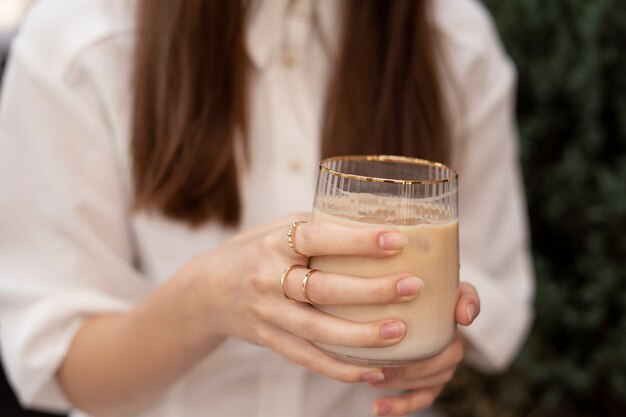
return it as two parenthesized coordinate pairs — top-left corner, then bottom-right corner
(302, 269), (319, 305)
(287, 221), (307, 257)
(281, 264), (307, 302)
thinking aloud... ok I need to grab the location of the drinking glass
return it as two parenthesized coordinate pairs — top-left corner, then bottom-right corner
(310, 155), (459, 366)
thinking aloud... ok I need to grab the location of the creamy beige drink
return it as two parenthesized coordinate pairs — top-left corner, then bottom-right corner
(312, 155), (459, 365)
(310, 209), (459, 365)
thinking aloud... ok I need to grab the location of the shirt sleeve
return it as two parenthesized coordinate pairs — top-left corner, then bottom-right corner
(447, 4), (535, 373)
(0, 32), (151, 412)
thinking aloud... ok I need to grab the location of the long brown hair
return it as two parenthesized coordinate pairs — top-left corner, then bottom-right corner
(132, 0), (448, 227)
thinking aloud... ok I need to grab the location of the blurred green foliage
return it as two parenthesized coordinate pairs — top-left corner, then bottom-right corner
(439, 0), (626, 416)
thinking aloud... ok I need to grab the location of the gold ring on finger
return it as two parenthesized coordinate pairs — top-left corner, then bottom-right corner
(287, 221), (307, 257)
(302, 269), (319, 305)
(280, 264), (307, 302)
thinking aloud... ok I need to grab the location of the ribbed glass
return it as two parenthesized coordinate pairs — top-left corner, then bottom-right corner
(310, 155), (459, 366)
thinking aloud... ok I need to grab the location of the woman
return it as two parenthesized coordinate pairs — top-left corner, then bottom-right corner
(0, 0), (534, 416)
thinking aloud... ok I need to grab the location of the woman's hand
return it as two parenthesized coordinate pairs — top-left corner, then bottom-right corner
(369, 282), (480, 416)
(184, 213), (423, 383)
(56, 212), (474, 415)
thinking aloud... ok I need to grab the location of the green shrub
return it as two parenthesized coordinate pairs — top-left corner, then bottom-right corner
(440, 1), (626, 416)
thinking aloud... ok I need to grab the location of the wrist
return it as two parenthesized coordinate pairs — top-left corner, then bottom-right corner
(175, 254), (228, 354)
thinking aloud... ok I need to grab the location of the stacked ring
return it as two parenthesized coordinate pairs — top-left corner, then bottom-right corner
(302, 269), (319, 305)
(280, 264), (307, 302)
(287, 221), (307, 256)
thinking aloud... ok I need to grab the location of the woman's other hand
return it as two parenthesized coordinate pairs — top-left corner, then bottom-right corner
(369, 282), (480, 416)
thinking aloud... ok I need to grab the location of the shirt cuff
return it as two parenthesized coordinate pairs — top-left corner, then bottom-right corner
(1, 291), (131, 412)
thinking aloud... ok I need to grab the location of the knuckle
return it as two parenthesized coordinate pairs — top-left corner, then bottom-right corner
(250, 271), (269, 294)
(258, 232), (278, 254)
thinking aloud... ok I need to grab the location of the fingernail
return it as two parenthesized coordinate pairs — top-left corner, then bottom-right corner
(380, 321), (406, 339)
(374, 403), (392, 416)
(466, 305), (476, 323)
(361, 371), (385, 382)
(382, 367), (401, 379)
(396, 276), (424, 296)
(378, 232), (408, 250)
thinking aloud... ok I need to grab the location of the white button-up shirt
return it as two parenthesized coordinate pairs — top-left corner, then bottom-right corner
(0, 0), (534, 416)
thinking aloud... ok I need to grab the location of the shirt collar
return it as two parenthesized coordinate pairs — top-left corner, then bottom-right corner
(245, 0), (340, 69)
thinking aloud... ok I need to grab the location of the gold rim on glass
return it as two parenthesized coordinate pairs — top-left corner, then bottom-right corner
(319, 155), (458, 185)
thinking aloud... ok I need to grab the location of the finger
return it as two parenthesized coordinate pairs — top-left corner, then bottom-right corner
(272, 221), (409, 258)
(455, 282), (480, 326)
(283, 268), (424, 305)
(379, 335), (464, 380)
(257, 301), (407, 347)
(370, 367), (455, 390)
(257, 324), (386, 384)
(372, 385), (444, 416)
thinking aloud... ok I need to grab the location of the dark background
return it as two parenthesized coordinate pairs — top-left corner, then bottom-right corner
(439, 0), (626, 416)
(1, 0), (625, 415)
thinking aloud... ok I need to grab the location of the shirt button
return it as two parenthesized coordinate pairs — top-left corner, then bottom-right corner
(289, 160), (302, 173)
(283, 50), (296, 68)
